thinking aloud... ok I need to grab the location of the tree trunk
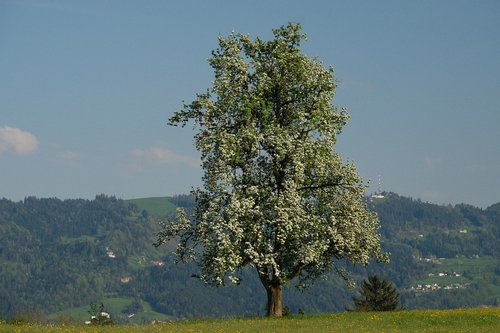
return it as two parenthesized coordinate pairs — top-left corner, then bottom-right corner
(257, 267), (283, 317)
(266, 284), (283, 317)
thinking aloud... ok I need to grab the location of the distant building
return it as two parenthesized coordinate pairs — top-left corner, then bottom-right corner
(151, 260), (165, 267)
(106, 248), (116, 259)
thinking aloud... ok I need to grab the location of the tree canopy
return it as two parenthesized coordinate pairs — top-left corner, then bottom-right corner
(352, 275), (400, 311)
(156, 23), (385, 317)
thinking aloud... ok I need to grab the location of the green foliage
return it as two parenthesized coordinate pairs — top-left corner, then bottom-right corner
(352, 275), (399, 311)
(157, 22), (385, 317)
(282, 306), (291, 317)
(123, 298), (143, 314)
(87, 303), (114, 326)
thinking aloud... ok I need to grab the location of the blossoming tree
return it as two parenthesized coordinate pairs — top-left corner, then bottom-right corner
(156, 23), (385, 317)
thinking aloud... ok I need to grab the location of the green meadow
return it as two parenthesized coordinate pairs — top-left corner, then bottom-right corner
(48, 297), (175, 325)
(414, 256), (498, 287)
(1, 308), (498, 333)
(126, 196), (176, 218)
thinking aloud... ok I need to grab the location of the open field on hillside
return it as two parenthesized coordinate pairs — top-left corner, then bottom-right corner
(48, 297), (175, 325)
(2, 308), (499, 333)
(408, 256), (500, 299)
(416, 257), (497, 284)
(126, 196), (176, 218)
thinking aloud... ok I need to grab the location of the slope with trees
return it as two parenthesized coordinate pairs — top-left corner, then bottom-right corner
(0, 193), (499, 320)
(0, 195), (158, 319)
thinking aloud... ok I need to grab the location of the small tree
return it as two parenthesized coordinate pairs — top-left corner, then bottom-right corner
(352, 275), (399, 311)
(156, 23), (386, 317)
(86, 303), (114, 326)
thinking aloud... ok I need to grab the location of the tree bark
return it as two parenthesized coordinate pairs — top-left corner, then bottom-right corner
(257, 267), (283, 317)
(266, 284), (283, 317)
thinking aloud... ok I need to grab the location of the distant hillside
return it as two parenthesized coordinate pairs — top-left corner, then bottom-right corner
(0, 193), (498, 321)
(365, 192), (500, 309)
(0, 195), (165, 321)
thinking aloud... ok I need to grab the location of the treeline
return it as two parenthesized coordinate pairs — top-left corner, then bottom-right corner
(0, 193), (499, 320)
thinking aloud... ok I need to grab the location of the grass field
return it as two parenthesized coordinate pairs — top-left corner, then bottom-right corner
(126, 196), (176, 218)
(412, 256), (499, 291)
(2, 308), (499, 333)
(48, 297), (174, 325)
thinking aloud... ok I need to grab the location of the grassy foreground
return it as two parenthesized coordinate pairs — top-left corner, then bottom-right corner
(1, 308), (499, 333)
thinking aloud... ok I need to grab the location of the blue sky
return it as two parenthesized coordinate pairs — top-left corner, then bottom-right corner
(1, 0), (499, 207)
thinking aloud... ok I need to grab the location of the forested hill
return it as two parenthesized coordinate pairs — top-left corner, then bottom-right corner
(0, 193), (499, 321)
(0, 196), (160, 320)
(371, 193), (500, 258)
